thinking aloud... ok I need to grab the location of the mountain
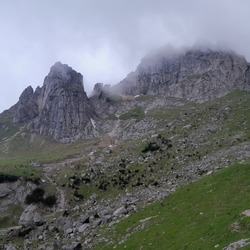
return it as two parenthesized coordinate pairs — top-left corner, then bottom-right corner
(14, 62), (96, 143)
(0, 47), (250, 250)
(113, 46), (250, 102)
(2, 47), (250, 143)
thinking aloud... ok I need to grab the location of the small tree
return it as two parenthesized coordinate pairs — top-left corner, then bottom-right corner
(43, 195), (57, 207)
(25, 188), (45, 204)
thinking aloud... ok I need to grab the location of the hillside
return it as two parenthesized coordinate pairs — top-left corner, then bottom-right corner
(0, 47), (250, 250)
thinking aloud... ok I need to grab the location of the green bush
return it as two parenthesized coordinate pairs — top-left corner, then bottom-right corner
(120, 108), (144, 120)
(25, 188), (57, 207)
(73, 191), (84, 200)
(25, 188), (45, 204)
(0, 174), (19, 183)
(142, 141), (160, 153)
(43, 195), (57, 207)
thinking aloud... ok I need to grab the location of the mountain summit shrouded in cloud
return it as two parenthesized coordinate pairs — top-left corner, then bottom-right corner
(0, 0), (250, 112)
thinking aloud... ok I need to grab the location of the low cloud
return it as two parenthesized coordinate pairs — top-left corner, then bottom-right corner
(0, 0), (249, 111)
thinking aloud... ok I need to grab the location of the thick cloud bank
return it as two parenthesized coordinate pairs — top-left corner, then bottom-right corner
(0, 0), (249, 112)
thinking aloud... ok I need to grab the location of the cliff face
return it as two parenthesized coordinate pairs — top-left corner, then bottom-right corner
(13, 86), (39, 123)
(15, 62), (96, 143)
(113, 47), (250, 102)
(9, 47), (250, 143)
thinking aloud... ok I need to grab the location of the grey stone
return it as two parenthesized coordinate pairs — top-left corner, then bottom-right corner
(19, 204), (43, 226)
(0, 184), (12, 198)
(80, 215), (89, 224)
(223, 238), (250, 250)
(66, 228), (73, 235)
(92, 219), (102, 227)
(62, 242), (82, 250)
(77, 223), (89, 233)
(6, 244), (17, 250)
(55, 216), (73, 233)
(113, 206), (127, 216)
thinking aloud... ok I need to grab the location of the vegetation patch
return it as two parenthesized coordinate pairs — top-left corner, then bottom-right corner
(120, 108), (145, 120)
(25, 188), (57, 207)
(142, 141), (160, 153)
(0, 173), (19, 183)
(0, 164), (41, 181)
(96, 163), (250, 250)
(0, 205), (23, 229)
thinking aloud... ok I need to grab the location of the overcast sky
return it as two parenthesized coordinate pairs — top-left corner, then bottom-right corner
(0, 0), (250, 112)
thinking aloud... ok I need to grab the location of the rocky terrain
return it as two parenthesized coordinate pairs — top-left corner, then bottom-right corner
(113, 46), (250, 102)
(13, 62), (96, 143)
(0, 46), (250, 249)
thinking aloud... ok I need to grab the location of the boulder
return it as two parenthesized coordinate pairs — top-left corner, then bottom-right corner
(0, 184), (12, 198)
(113, 206), (127, 216)
(77, 224), (89, 233)
(62, 242), (82, 250)
(19, 204), (44, 226)
(5, 244), (17, 250)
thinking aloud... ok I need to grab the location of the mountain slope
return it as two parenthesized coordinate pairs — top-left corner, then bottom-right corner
(12, 62), (96, 143)
(0, 90), (249, 249)
(0, 47), (250, 249)
(113, 47), (250, 102)
(95, 162), (250, 250)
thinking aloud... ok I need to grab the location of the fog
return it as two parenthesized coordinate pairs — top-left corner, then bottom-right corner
(0, 0), (250, 112)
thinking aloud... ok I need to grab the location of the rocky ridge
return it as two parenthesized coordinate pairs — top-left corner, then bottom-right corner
(5, 47), (250, 143)
(14, 62), (96, 143)
(0, 47), (250, 249)
(113, 46), (250, 102)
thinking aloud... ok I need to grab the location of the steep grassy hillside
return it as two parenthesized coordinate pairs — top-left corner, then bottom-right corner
(96, 162), (250, 250)
(0, 90), (249, 249)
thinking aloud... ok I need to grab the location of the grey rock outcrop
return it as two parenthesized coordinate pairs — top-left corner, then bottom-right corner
(0, 180), (36, 215)
(19, 204), (44, 226)
(223, 238), (250, 250)
(113, 46), (250, 102)
(5, 244), (17, 250)
(5, 46), (250, 144)
(28, 62), (96, 142)
(13, 62), (96, 143)
(13, 86), (39, 123)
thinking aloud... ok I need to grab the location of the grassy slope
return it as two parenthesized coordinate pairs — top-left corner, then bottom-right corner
(97, 163), (250, 250)
(0, 90), (249, 248)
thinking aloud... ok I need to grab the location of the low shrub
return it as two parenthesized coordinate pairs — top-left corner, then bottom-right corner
(25, 188), (57, 207)
(142, 142), (160, 153)
(25, 188), (45, 204)
(0, 174), (19, 183)
(43, 195), (57, 207)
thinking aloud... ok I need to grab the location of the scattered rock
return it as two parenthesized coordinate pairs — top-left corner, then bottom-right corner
(78, 224), (89, 233)
(223, 238), (250, 250)
(0, 185), (12, 198)
(5, 244), (17, 250)
(113, 206), (127, 216)
(19, 204), (44, 226)
(242, 209), (250, 217)
(66, 228), (73, 235)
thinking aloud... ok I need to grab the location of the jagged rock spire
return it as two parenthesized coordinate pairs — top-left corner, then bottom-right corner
(15, 62), (96, 143)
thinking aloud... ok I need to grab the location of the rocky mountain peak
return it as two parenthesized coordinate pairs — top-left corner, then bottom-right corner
(13, 86), (39, 123)
(19, 86), (34, 103)
(46, 62), (83, 88)
(12, 62), (97, 143)
(113, 47), (250, 102)
(6, 46), (250, 143)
